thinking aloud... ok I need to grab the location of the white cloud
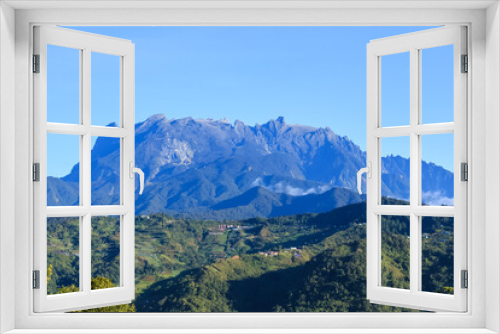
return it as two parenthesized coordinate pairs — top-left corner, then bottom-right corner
(251, 178), (331, 196)
(250, 177), (264, 188)
(422, 191), (454, 206)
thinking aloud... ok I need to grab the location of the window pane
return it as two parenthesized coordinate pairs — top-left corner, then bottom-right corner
(421, 133), (454, 206)
(91, 215), (121, 289)
(381, 215), (410, 289)
(91, 136), (121, 205)
(47, 134), (80, 206)
(47, 45), (80, 124)
(421, 45), (454, 124)
(381, 52), (410, 127)
(421, 216), (454, 294)
(381, 136), (410, 205)
(47, 217), (80, 295)
(91, 52), (120, 127)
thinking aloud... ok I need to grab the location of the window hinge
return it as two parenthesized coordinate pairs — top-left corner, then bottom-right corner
(33, 54), (40, 73)
(461, 270), (468, 289)
(33, 163), (40, 182)
(461, 162), (468, 182)
(461, 54), (468, 73)
(33, 270), (40, 289)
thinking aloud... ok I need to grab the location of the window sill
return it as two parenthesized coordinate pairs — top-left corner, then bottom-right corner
(4, 329), (498, 334)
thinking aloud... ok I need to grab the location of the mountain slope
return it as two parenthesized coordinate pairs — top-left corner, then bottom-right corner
(47, 199), (452, 312)
(134, 225), (417, 313)
(47, 114), (454, 216)
(210, 186), (364, 219)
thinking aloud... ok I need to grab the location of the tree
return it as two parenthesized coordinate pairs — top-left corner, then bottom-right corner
(56, 277), (136, 313)
(47, 264), (53, 283)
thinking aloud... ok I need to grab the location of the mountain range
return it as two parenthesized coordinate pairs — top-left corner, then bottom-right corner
(47, 114), (454, 218)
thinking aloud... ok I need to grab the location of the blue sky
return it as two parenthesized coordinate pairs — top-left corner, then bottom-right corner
(47, 26), (454, 177)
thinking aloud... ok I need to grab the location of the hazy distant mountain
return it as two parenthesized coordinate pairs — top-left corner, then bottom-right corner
(209, 186), (364, 220)
(47, 114), (454, 217)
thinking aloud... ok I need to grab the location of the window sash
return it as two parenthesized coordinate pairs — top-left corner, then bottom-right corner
(366, 26), (468, 312)
(32, 25), (136, 313)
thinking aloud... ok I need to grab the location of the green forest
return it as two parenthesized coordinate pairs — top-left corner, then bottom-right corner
(46, 199), (454, 312)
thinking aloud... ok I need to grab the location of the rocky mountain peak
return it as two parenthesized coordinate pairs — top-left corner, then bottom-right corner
(261, 116), (288, 133)
(49, 113), (454, 216)
(234, 119), (245, 127)
(148, 113), (168, 122)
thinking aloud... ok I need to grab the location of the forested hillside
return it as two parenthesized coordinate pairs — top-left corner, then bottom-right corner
(47, 200), (454, 312)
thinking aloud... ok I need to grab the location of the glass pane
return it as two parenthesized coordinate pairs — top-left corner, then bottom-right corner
(421, 45), (454, 124)
(91, 52), (120, 127)
(381, 52), (410, 127)
(47, 134), (80, 206)
(91, 136), (121, 205)
(381, 136), (410, 205)
(421, 216), (454, 294)
(421, 133), (454, 206)
(91, 215), (121, 289)
(47, 45), (80, 124)
(381, 215), (410, 289)
(47, 217), (80, 294)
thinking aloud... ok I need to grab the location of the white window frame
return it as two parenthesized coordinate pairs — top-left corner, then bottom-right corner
(1, 2), (498, 333)
(365, 26), (468, 312)
(33, 25), (136, 312)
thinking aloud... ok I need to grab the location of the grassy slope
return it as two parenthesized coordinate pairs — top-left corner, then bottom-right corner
(47, 199), (453, 312)
(134, 225), (418, 312)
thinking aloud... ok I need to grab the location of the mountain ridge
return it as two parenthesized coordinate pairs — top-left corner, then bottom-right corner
(47, 114), (454, 217)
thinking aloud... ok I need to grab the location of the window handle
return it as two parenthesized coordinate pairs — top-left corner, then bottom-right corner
(357, 162), (371, 195)
(129, 162), (145, 195)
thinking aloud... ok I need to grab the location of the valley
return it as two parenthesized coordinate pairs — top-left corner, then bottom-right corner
(47, 200), (454, 313)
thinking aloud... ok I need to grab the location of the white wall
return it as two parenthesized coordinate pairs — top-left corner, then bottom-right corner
(3, 4), (496, 332)
(486, 2), (500, 333)
(0, 2), (16, 333)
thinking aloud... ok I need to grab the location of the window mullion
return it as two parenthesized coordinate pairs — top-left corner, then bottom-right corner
(409, 47), (420, 294)
(82, 47), (92, 294)
(416, 48), (423, 294)
(413, 123), (454, 135)
(373, 205), (454, 216)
